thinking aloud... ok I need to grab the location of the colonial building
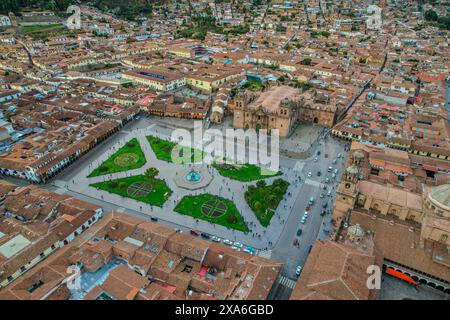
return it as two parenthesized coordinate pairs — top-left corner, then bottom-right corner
(232, 86), (338, 137)
(232, 86), (302, 137)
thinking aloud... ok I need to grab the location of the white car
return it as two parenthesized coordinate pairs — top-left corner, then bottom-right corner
(307, 172), (312, 177)
(231, 246), (241, 251)
(211, 236), (221, 243)
(300, 218), (306, 224)
(233, 242), (244, 248)
(303, 212), (309, 217)
(295, 266), (303, 276)
(313, 157), (318, 162)
(223, 239), (233, 246)
(243, 248), (254, 255)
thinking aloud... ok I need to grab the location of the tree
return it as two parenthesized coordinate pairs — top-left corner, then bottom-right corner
(256, 180), (266, 188)
(144, 168), (159, 180)
(425, 9), (438, 22)
(253, 201), (262, 210)
(300, 58), (312, 65)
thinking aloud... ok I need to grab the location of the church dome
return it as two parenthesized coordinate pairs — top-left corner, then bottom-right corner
(428, 184), (450, 211)
(353, 150), (365, 160)
(348, 224), (365, 237)
(346, 165), (359, 175)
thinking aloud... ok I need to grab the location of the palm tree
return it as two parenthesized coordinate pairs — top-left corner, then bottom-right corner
(144, 168), (159, 181)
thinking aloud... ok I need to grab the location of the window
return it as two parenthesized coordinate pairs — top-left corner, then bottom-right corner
(7, 276), (13, 282)
(20, 266), (26, 273)
(51, 244), (56, 250)
(39, 252), (45, 258)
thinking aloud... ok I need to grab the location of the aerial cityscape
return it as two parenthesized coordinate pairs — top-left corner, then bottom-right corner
(0, 0), (448, 304)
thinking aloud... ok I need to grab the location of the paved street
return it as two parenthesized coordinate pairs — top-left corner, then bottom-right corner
(271, 133), (348, 280)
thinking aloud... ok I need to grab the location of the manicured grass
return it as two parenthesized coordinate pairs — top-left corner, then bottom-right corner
(174, 194), (249, 233)
(88, 138), (146, 177)
(245, 178), (289, 227)
(213, 163), (281, 182)
(90, 174), (172, 207)
(23, 24), (63, 33)
(147, 135), (203, 164)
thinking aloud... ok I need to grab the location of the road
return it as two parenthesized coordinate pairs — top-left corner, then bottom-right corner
(269, 132), (349, 299)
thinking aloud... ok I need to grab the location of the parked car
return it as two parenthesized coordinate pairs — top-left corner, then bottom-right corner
(327, 190), (332, 197)
(201, 232), (210, 239)
(313, 157), (318, 163)
(296, 229), (302, 236)
(332, 159), (337, 164)
(307, 171), (312, 177)
(319, 192), (325, 198)
(150, 217), (158, 222)
(300, 218), (306, 224)
(190, 230), (200, 236)
(231, 246), (241, 251)
(334, 168), (339, 174)
(243, 248), (254, 255)
(223, 239), (233, 246)
(305, 204), (310, 211)
(337, 153), (342, 158)
(328, 166), (333, 173)
(317, 171), (321, 176)
(323, 203), (328, 209)
(317, 151), (321, 156)
(309, 196), (314, 205)
(295, 266), (303, 276)
(175, 228), (183, 233)
(211, 236), (221, 243)
(233, 242), (244, 249)
(325, 177), (330, 183)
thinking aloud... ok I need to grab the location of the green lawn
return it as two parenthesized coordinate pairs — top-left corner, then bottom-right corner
(245, 178), (289, 227)
(23, 24), (63, 33)
(213, 163), (281, 182)
(174, 194), (249, 233)
(90, 174), (172, 207)
(88, 138), (146, 177)
(147, 135), (203, 164)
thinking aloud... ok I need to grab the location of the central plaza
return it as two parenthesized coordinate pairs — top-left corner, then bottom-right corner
(65, 122), (307, 251)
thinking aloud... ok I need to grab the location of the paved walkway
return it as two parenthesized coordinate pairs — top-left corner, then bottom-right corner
(62, 126), (306, 250)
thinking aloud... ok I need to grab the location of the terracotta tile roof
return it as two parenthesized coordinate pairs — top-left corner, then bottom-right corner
(290, 240), (376, 300)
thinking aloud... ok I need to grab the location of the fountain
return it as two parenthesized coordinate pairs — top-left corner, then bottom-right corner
(186, 170), (201, 183)
(174, 167), (213, 190)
